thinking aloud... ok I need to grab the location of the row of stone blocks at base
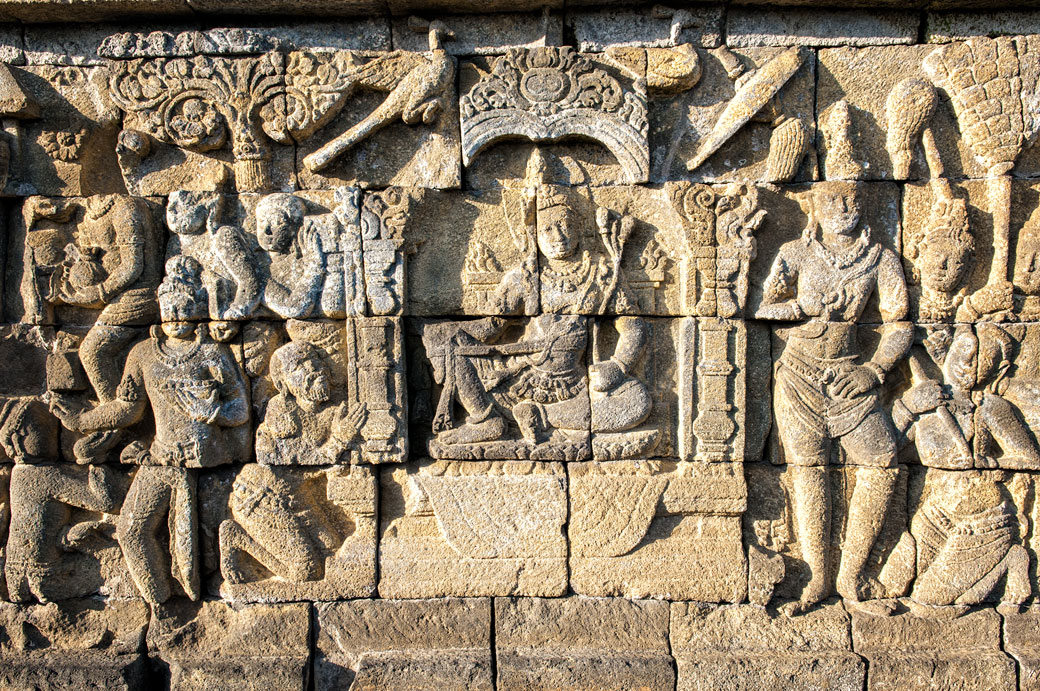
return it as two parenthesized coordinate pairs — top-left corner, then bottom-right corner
(2, 596), (1037, 691)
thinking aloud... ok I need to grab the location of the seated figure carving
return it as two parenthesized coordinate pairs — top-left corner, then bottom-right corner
(895, 325), (1040, 470)
(590, 317), (659, 459)
(219, 465), (329, 584)
(421, 315), (590, 459)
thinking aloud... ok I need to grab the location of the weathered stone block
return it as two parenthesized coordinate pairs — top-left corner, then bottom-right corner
(671, 602), (864, 691)
(314, 598), (492, 690)
(495, 596), (674, 691)
(5, 65), (124, 197)
(291, 45), (461, 191)
(568, 7), (722, 52)
(379, 460), (567, 597)
(0, 598), (149, 690)
(569, 461), (747, 601)
(728, 8), (918, 48)
(852, 608), (1016, 690)
(148, 599), (310, 690)
(1004, 606), (1040, 690)
(392, 12), (562, 56)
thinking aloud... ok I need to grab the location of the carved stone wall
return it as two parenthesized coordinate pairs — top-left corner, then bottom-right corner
(0, 4), (1039, 690)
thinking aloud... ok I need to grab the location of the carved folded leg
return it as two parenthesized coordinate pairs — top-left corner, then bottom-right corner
(439, 352), (507, 445)
(836, 466), (898, 602)
(956, 543), (1031, 607)
(790, 464), (830, 613)
(79, 324), (140, 403)
(219, 516), (323, 584)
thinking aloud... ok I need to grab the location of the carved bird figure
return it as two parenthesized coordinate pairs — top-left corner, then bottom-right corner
(302, 19), (456, 172)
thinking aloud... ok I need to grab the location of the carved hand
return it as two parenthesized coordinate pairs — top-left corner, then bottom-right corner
(904, 380), (948, 415)
(969, 280), (1014, 316)
(49, 393), (84, 431)
(830, 365), (880, 399)
(172, 385), (222, 424)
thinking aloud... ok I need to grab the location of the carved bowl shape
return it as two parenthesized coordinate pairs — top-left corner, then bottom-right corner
(520, 68), (570, 104)
(165, 95), (226, 151)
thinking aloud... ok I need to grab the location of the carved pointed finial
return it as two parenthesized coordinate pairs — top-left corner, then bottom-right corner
(524, 146), (548, 188)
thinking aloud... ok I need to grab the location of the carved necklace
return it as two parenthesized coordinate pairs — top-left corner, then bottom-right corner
(156, 330), (203, 367)
(542, 251), (592, 292)
(813, 230), (871, 271)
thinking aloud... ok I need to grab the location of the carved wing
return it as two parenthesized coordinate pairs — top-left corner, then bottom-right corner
(281, 50), (426, 141)
(352, 51), (427, 91)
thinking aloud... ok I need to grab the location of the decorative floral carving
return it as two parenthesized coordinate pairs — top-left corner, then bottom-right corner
(39, 128), (87, 162)
(460, 47), (649, 183)
(107, 53), (286, 191)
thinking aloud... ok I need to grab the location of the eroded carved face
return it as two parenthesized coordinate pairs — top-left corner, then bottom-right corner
(161, 321), (195, 339)
(537, 204), (578, 260)
(159, 287), (203, 326)
(257, 211), (296, 253)
(944, 329), (978, 391)
(166, 193), (208, 236)
(814, 182), (861, 237)
(1014, 244), (1040, 295)
(920, 238), (970, 294)
(256, 194), (304, 253)
(277, 345), (332, 404)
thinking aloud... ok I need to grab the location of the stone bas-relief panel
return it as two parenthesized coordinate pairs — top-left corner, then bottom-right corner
(244, 318), (407, 465)
(104, 21), (462, 195)
(410, 314), (764, 462)
(651, 45), (817, 185)
(8, 8), (1040, 689)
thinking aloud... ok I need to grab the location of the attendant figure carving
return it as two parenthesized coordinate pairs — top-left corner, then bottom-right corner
(49, 257), (250, 603)
(757, 181), (912, 612)
(255, 193), (352, 319)
(5, 463), (122, 603)
(255, 340), (367, 465)
(909, 470), (1030, 613)
(165, 191), (261, 320)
